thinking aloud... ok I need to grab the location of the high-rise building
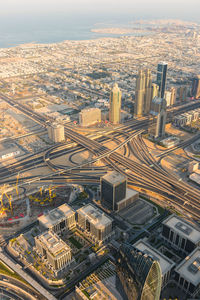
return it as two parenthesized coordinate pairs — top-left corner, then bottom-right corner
(79, 108), (101, 127)
(152, 83), (159, 100)
(191, 75), (200, 99)
(47, 122), (65, 143)
(101, 171), (139, 211)
(116, 243), (162, 300)
(109, 83), (122, 124)
(135, 70), (146, 117)
(178, 86), (188, 102)
(135, 69), (153, 116)
(144, 69), (153, 114)
(150, 97), (167, 139)
(164, 91), (172, 107)
(101, 171), (127, 211)
(157, 62), (168, 98)
(170, 87), (177, 106)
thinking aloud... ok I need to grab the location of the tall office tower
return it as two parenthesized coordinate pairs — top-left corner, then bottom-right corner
(152, 83), (159, 100)
(116, 243), (162, 300)
(170, 87), (177, 106)
(47, 122), (65, 143)
(157, 62), (168, 98)
(109, 83), (122, 124)
(191, 75), (200, 99)
(101, 171), (127, 211)
(144, 69), (153, 114)
(150, 97), (167, 139)
(178, 86), (188, 102)
(135, 69), (146, 117)
(164, 91), (172, 107)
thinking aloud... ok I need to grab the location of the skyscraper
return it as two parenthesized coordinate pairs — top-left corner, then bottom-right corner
(191, 75), (200, 99)
(157, 62), (168, 98)
(170, 87), (177, 106)
(150, 97), (167, 139)
(152, 83), (159, 100)
(101, 171), (127, 211)
(116, 243), (162, 300)
(109, 83), (122, 124)
(135, 69), (153, 117)
(135, 70), (146, 117)
(144, 69), (153, 114)
(178, 86), (188, 102)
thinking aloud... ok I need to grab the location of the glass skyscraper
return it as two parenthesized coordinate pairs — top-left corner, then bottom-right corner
(157, 62), (168, 99)
(116, 243), (162, 300)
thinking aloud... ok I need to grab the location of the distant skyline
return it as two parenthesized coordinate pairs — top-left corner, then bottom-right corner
(0, 0), (200, 21)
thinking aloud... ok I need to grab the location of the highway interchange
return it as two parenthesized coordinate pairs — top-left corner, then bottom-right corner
(1, 93), (200, 221)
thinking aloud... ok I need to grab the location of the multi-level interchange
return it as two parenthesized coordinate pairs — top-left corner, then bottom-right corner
(0, 19), (200, 300)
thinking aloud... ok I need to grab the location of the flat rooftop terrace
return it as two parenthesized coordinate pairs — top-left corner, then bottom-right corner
(38, 204), (75, 228)
(102, 171), (126, 185)
(163, 214), (200, 244)
(175, 247), (200, 286)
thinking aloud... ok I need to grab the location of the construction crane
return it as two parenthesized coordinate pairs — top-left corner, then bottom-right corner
(4, 189), (13, 215)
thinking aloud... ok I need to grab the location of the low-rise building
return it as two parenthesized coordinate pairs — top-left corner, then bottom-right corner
(38, 204), (76, 235)
(77, 204), (114, 244)
(79, 108), (101, 127)
(35, 231), (73, 276)
(188, 161), (199, 174)
(174, 247), (200, 298)
(134, 239), (175, 287)
(162, 214), (200, 254)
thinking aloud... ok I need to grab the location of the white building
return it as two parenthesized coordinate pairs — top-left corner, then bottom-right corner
(188, 161), (199, 174)
(35, 231), (73, 276)
(79, 108), (101, 127)
(38, 204), (76, 235)
(162, 214), (200, 254)
(174, 247), (200, 298)
(134, 239), (175, 287)
(77, 204), (114, 244)
(47, 122), (65, 143)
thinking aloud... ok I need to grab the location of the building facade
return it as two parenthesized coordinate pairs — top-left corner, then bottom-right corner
(77, 204), (113, 244)
(101, 171), (127, 211)
(149, 97), (167, 139)
(162, 214), (200, 254)
(47, 122), (65, 143)
(134, 239), (175, 287)
(38, 204), (76, 235)
(35, 231), (72, 276)
(109, 83), (122, 124)
(174, 247), (200, 298)
(116, 243), (162, 300)
(156, 62), (168, 98)
(135, 69), (153, 117)
(79, 108), (101, 127)
(191, 75), (200, 99)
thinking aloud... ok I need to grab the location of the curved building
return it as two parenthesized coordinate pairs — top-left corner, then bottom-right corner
(116, 243), (162, 300)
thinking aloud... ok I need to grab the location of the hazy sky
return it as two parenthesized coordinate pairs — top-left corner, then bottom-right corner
(1, 0), (200, 19)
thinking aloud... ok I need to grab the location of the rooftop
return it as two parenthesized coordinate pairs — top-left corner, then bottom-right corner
(77, 204), (113, 229)
(102, 171), (126, 185)
(163, 214), (200, 244)
(37, 231), (71, 258)
(38, 204), (75, 228)
(175, 247), (200, 286)
(134, 239), (175, 275)
(80, 107), (101, 113)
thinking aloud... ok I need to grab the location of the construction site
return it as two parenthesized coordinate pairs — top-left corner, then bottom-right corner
(0, 180), (72, 231)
